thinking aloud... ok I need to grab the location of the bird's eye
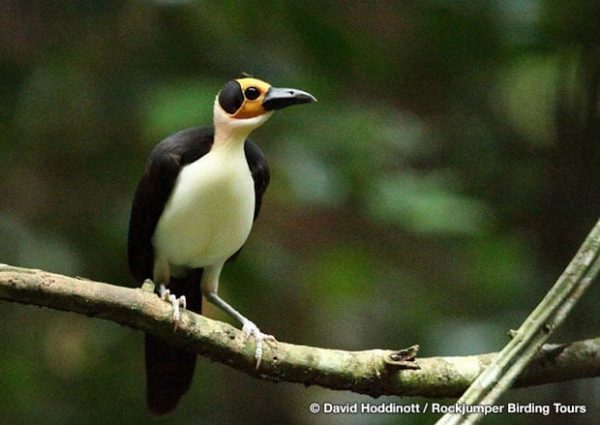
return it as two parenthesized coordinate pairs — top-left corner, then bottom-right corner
(244, 87), (260, 100)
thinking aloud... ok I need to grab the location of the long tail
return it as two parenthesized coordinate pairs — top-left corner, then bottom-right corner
(145, 271), (203, 416)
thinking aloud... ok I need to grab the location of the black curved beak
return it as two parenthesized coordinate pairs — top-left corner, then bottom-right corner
(262, 87), (317, 111)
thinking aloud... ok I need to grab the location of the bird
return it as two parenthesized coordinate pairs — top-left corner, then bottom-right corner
(127, 77), (316, 415)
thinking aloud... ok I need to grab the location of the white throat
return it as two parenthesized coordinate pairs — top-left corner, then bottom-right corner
(212, 97), (273, 149)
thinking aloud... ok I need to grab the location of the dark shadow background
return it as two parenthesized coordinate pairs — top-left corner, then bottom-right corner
(0, 1), (598, 424)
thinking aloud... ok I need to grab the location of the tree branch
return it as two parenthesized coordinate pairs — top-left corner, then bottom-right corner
(437, 218), (600, 424)
(0, 263), (598, 398)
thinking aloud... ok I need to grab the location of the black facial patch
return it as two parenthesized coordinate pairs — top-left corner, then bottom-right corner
(218, 80), (244, 114)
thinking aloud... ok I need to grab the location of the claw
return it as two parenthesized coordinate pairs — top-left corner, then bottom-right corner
(168, 294), (180, 321)
(241, 320), (277, 369)
(158, 284), (186, 323)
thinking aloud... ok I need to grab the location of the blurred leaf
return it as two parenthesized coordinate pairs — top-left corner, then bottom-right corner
(492, 55), (561, 144)
(279, 142), (347, 206)
(142, 78), (218, 141)
(465, 233), (538, 306)
(0, 214), (82, 275)
(366, 172), (493, 236)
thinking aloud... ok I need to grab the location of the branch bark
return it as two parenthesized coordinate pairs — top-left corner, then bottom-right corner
(0, 263), (599, 399)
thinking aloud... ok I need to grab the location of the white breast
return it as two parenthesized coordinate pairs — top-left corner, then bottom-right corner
(153, 144), (255, 270)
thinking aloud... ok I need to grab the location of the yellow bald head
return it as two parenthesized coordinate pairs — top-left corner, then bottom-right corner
(217, 77), (271, 119)
(217, 77), (316, 120)
(232, 78), (271, 119)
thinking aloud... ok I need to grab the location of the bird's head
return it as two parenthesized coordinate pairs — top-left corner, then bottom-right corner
(214, 77), (316, 139)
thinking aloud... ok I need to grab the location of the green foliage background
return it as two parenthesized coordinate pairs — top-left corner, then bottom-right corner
(1, 1), (598, 424)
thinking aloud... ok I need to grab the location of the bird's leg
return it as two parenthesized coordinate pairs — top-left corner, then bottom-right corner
(205, 291), (276, 368)
(158, 284), (187, 322)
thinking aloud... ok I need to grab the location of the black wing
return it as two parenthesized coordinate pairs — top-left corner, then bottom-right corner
(127, 127), (214, 282)
(225, 140), (270, 263)
(244, 139), (270, 220)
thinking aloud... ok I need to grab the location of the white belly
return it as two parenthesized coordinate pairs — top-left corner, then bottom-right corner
(153, 146), (255, 270)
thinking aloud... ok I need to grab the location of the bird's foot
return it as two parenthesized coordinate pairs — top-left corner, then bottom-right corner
(241, 320), (276, 369)
(141, 279), (155, 293)
(158, 284), (187, 322)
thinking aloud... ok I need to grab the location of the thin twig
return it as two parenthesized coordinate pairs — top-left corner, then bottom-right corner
(437, 218), (600, 425)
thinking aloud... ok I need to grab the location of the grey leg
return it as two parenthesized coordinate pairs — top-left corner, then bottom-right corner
(205, 291), (275, 367)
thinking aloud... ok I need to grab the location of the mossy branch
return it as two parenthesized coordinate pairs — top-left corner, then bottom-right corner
(0, 263), (598, 398)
